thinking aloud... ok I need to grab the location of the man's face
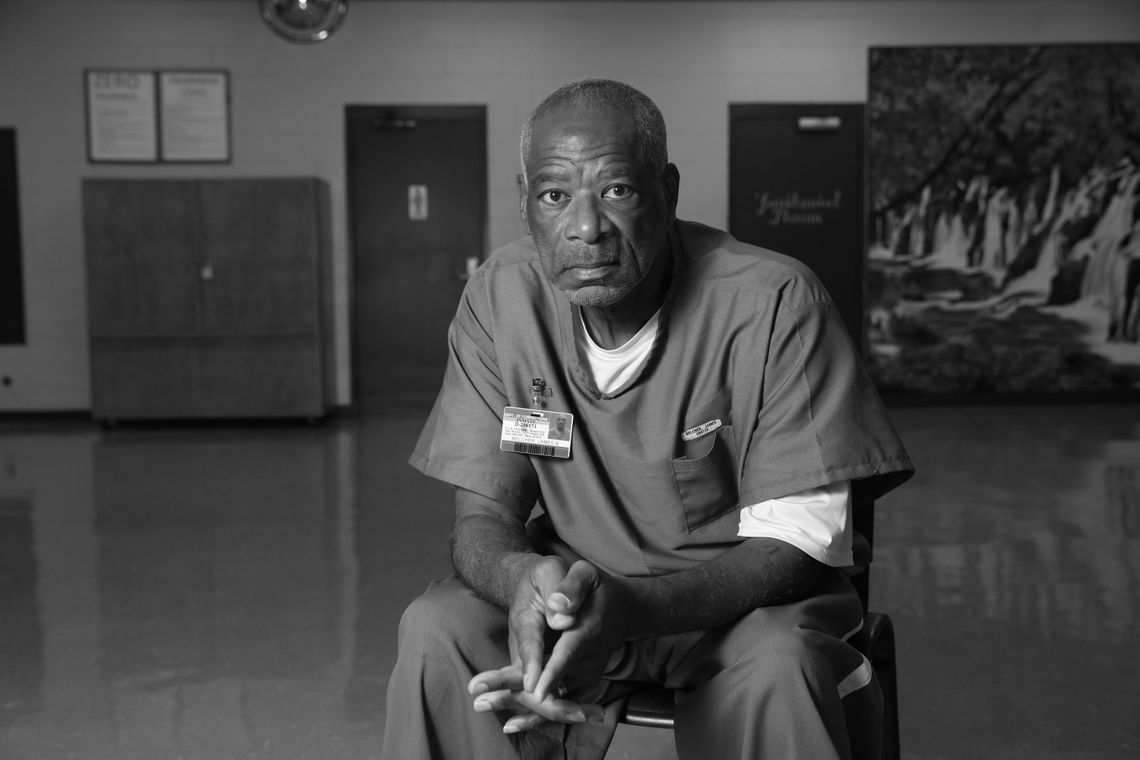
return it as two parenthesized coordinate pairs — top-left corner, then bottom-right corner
(519, 104), (678, 308)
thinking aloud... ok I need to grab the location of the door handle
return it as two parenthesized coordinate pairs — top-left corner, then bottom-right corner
(457, 255), (480, 281)
(797, 116), (841, 132)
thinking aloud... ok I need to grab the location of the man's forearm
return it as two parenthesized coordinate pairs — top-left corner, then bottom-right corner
(617, 537), (824, 639)
(451, 491), (539, 610)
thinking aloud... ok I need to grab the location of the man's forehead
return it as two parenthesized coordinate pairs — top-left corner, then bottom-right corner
(526, 104), (642, 167)
(536, 100), (633, 128)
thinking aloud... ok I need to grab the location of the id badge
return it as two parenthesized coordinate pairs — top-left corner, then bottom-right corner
(500, 406), (573, 458)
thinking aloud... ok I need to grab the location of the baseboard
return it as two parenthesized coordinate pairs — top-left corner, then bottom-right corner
(0, 409), (92, 422)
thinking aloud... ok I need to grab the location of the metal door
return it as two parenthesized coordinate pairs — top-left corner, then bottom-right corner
(347, 106), (486, 410)
(1, 128), (24, 344)
(729, 104), (866, 350)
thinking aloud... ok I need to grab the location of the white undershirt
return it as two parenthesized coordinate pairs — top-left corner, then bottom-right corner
(579, 310), (853, 567)
(579, 309), (660, 393)
(737, 480), (852, 567)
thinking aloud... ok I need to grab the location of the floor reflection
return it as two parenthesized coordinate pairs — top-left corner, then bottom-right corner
(874, 406), (1140, 644)
(344, 414), (453, 724)
(0, 491), (41, 728)
(0, 405), (1137, 760)
(0, 419), (450, 760)
(874, 404), (1140, 759)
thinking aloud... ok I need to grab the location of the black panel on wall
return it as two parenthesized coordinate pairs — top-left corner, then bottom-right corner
(0, 129), (25, 344)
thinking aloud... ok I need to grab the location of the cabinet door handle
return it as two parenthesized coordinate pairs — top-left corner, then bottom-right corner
(201, 261), (215, 281)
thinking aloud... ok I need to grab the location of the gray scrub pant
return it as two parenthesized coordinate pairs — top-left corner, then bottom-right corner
(379, 568), (880, 760)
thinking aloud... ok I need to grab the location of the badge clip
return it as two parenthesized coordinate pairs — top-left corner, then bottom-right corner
(529, 378), (553, 409)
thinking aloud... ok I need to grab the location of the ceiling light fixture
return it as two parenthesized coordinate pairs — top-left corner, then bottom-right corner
(259, 0), (348, 44)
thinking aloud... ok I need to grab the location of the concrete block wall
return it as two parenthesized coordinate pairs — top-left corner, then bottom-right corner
(1, 0), (1137, 410)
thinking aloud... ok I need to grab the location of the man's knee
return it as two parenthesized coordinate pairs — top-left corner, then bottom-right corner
(396, 578), (506, 664)
(398, 585), (461, 646)
(729, 611), (832, 677)
(674, 616), (858, 758)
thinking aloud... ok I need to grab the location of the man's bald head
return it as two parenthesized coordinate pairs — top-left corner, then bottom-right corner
(519, 79), (668, 177)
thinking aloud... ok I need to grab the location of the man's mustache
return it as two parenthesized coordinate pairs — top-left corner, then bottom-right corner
(559, 245), (620, 266)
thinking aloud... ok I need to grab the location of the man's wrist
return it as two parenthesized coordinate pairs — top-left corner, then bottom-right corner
(608, 574), (661, 641)
(500, 551), (544, 597)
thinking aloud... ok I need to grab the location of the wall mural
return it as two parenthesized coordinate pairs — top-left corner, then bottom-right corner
(866, 44), (1140, 397)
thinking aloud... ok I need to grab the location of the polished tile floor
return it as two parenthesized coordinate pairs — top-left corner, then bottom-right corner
(1, 404), (1138, 760)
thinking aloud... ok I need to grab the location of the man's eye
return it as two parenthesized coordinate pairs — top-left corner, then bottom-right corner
(539, 189), (567, 205)
(603, 184), (635, 201)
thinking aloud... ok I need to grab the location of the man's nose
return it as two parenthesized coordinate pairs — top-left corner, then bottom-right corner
(564, 193), (611, 244)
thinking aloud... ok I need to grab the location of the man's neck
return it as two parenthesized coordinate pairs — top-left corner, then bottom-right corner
(580, 246), (672, 350)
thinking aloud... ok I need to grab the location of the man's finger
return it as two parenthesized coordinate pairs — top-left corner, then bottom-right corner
(532, 629), (583, 701)
(511, 611), (548, 693)
(509, 694), (595, 727)
(503, 712), (547, 734)
(468, 665), (524, 696)
(545, 607), (575, 630)
(469, 683), (602, 730)
(545, 561), (599, 629)
(472, 688), (521, 713)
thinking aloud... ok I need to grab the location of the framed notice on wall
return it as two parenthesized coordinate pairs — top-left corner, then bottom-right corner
(85, 69), (158, 162)
(159, 70), (230, 162)
(84, 68), (230, 164)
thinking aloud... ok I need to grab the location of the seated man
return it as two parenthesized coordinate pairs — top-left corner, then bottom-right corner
(380, 78), (913, 760)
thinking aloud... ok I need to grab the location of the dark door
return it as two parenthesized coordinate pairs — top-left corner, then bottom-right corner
(1, 128), (24, 344)
(347, 106), (486, 411)
(729, 104), (866, 350)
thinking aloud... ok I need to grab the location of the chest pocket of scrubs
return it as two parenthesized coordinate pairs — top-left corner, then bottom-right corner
(670, 426), (740, 532)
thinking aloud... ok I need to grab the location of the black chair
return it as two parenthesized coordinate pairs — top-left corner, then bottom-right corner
(617, 498), (900, 760)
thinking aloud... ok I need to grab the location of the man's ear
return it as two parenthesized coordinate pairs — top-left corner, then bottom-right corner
(663, 163), (680, 224)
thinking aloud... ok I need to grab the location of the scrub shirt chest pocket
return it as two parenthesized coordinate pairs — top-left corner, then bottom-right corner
(669, 399), (740, 532)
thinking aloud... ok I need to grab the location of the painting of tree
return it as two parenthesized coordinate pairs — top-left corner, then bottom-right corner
(866, 44), (1140, 397)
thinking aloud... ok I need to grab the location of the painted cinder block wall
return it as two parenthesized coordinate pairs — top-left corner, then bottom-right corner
(1, 0), (1137, 411)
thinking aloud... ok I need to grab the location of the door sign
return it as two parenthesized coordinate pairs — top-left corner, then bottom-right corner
(408, 184), (428, 220)
(753, 189), (844, 227)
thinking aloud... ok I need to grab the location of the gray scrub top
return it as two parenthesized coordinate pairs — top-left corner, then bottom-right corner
(411, 220), (914, 577)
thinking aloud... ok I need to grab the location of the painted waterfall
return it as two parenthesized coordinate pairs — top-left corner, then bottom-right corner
(866, 45), (1140, 396)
